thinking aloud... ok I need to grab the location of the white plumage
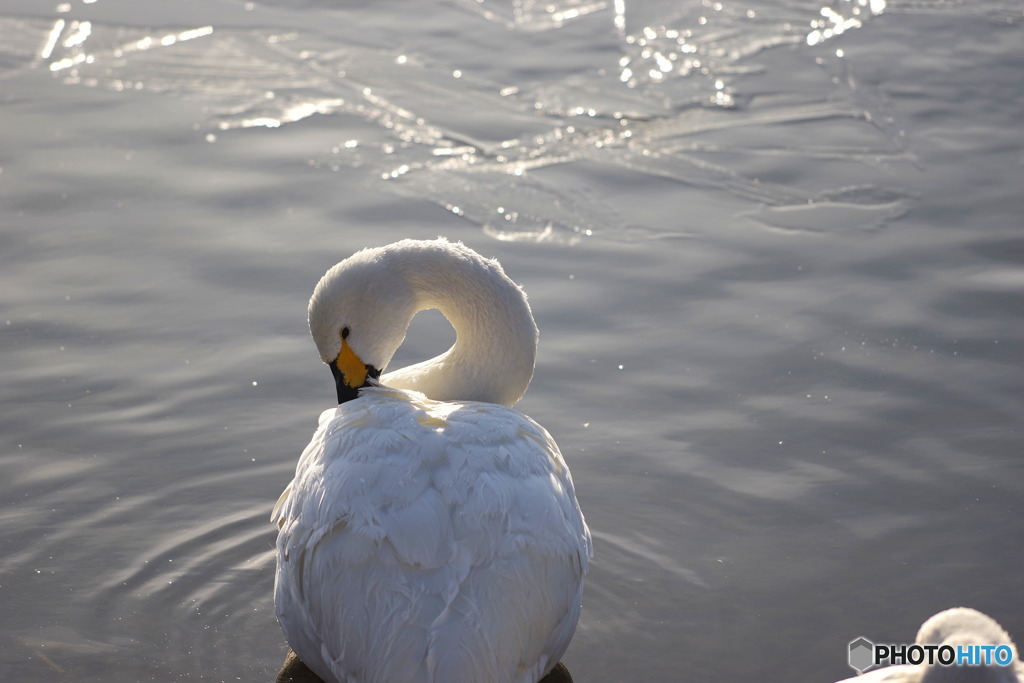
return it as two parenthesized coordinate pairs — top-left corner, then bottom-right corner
(836, 608), (1022, 683)
(272, 238), (592, 683)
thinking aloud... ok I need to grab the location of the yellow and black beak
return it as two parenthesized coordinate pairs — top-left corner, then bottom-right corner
(330, 338), (381, 404)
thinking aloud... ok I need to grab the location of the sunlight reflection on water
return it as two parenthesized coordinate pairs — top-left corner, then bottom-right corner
(0, 0), (1022, 681)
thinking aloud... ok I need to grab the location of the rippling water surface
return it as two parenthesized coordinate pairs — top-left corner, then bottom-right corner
(1, 0), (1022, 681)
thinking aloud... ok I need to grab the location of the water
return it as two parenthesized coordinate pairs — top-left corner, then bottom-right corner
(1, 0), (1022, 681)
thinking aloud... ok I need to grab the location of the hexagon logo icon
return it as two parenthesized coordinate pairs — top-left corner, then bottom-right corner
(848, 636), (875, 673)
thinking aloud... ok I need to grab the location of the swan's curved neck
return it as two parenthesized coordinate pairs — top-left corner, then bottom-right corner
(383, 245), (538, 407)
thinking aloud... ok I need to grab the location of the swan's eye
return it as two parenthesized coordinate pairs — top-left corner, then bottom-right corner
(341, 327), (350, 340)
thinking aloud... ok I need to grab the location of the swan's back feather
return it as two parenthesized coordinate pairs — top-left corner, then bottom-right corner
(274, 386), (591, 683)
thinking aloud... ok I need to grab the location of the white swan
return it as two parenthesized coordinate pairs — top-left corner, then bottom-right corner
(272, 238), (592, 683)
(837, 608), (1022, 683)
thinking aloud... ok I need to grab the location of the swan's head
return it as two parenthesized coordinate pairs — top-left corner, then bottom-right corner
(308, 245), (418, 403)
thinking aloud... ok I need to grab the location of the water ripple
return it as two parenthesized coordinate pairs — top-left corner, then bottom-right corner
(0, 0), (947, 241)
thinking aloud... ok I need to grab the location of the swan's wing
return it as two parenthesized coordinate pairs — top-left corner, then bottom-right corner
(273, 389), (591, 683)
(424, 399), (591, 682)
(833, 665), (920, 683)
(836, 663), (1024, 682)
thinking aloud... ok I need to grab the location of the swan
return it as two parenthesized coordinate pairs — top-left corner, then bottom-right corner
(837, 608), (1022, 683)
(271, 238), (592, 683)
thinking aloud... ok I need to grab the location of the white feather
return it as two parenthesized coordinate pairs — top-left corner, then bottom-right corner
(834, 608), (1022, 683)
(273, 239), (592, 683)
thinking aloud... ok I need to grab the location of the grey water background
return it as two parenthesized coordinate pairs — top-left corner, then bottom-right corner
(1, 0), (1022, 681)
